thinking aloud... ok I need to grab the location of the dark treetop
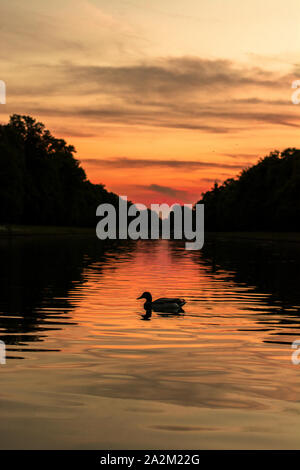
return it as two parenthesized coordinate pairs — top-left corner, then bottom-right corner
(0, 114), (122, 227)
(196, 148), (300, 231)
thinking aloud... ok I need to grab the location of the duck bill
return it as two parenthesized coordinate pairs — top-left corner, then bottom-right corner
(137, 295), (144, 300)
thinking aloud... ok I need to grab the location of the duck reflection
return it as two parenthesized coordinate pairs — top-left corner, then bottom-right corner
(140, 309), (152, 321)
(140, 308), (185, 321)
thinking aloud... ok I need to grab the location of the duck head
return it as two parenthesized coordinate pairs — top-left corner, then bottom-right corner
(137, 292), (152, 302)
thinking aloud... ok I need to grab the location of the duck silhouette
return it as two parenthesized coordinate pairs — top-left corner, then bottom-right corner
(137, 292), (186, 313)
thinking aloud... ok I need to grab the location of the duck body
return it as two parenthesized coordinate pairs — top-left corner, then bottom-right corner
(137, 292), (186, 313)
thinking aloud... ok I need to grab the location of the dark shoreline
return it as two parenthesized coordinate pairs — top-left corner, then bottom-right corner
(207, 231), (300, 243)
(0, 225), (95, 237)
(1, 224), (300, 243)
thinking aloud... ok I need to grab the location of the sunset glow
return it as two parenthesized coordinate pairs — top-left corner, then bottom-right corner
(1, 0), (300, 205)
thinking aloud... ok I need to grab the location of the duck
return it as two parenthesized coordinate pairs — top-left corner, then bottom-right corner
(137, 292), (186, 313)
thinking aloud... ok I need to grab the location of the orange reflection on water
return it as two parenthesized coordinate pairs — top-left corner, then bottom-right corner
(1, 238), (300, 449)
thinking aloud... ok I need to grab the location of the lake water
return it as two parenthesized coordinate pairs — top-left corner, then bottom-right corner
(1, 235), (300, 449)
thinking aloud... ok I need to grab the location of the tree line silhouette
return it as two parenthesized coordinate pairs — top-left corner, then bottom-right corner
(197, 148), (300, 231)
(0, 114), (123, 227)
(1, 115), (299, 232)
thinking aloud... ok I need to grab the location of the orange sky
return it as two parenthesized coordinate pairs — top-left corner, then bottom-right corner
(1, 0), (300, 205)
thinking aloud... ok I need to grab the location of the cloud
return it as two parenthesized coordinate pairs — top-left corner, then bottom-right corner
(4, 55), (299, 134)
(223, 153), (259, 160)
(141, 184), (190, 198)
(2, 11), (299, 136)
(55, 57), (287, 97)
(15, 57), (291, 101)
(201, 178), (222, 183)
(8, 100), (297, 134)
(0, 0), (143, 63)
(81, 157), (247, 170)
(11, 104), (231, 133)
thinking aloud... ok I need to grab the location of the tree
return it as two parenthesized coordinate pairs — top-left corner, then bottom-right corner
(196, 148), (300, 231)
(0, 115), (124, 227)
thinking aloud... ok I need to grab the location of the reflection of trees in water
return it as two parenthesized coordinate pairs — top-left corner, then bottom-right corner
(0, 237), (136, 350)
(190, 235), (300, 310)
